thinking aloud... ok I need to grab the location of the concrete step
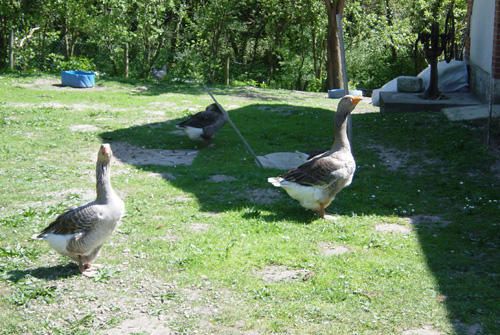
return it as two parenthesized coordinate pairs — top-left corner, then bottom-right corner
(380, 92), (481, 113)
(442, 104), (500, 121)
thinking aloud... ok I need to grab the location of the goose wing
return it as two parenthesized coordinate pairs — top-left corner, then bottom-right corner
(282, 152), (353, 187)
(38, 203), (101, 237)
(177, 109), (221, 128)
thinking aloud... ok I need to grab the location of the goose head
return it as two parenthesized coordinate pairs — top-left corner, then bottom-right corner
(97, 144), (113, 164)
(206, 103), (223, 114)
(337, 95), (362, 117)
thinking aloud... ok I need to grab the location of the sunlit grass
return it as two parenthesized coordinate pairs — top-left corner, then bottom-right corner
(0, 74), (498, 334)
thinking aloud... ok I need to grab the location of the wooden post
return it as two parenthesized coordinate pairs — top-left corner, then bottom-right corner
(9, 29), (14, 71)
(336, 14), (352, 144)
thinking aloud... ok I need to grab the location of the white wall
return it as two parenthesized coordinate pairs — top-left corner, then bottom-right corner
(470, 0), (496, 73)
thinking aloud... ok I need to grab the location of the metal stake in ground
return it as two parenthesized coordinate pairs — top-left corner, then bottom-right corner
(336, 13), (352, 144)
(206, 89), (264, 168)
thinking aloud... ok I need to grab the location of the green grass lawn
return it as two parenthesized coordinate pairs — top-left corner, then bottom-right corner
(0, 74), (498, 335)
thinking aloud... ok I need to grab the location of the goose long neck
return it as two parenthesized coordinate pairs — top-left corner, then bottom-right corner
(331, 111), (351, 151)
(96, 160), (113, 202)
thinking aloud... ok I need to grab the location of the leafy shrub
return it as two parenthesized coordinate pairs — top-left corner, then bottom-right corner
(47, 54), (96, 73)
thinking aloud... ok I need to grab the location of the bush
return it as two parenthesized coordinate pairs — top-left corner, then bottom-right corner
(46, 54), (96, 73)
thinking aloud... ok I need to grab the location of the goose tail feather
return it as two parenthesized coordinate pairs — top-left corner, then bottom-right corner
(267, 177), (283, 187)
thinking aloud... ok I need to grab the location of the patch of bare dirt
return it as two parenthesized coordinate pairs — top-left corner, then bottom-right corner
(18, 78), (111, 91)
(70, 124), (100, 132)
(160, 230), (180, 243)
(245, 188), (282, 205)
(231, 87), (279, 101)
(318, 242), (350, 256)
(28, 188), (96, 209)
(256, 265), (313, 283)
(148, 101), (179, 108)
(453, 321), (483, 335)
(404, 215), (450, 228)
(106, 314), (173, 335)
(131, 86), (149, 93)
(367, 144), (442, 175)
(368, 144), (410, 171)
(189, 223), (210, 233)
(143, 110), (165, 117)
(402, 326), (441, 335)
(208, 174), (237, 183)
(147, 172), (177, 180)
(375, 223), (412, 234)
(170, 195), (193, 203)
(111, 141), (198, 167)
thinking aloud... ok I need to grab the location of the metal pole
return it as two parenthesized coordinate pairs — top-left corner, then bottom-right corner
(206, 88), (264, 168)
(336, 14), (352, 143)
(487, 76), (494, 146)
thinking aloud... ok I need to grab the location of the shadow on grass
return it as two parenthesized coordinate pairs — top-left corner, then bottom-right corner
(99, 102), (499, 333)
(99, 76), (292, 100)
(6, 263), (80, 282)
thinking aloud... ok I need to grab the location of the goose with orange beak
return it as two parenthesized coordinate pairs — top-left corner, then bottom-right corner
(268, 95), (362, 218)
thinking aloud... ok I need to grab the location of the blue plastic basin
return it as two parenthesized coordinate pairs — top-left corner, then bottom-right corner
(61, 70), (95, 88)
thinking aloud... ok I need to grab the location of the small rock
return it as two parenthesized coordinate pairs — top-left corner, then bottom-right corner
(208, 174), (237, 183)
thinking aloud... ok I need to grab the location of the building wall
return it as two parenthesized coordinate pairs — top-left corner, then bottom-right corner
(468, 0), (497, 101)
(470, 0), (495, 73)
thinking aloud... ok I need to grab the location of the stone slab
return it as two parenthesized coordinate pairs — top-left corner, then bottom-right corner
(442, 104), (500, 121)
(257, 151), (309, 170)
(380, 92), (481, 113)
(397, 76), (424, 93)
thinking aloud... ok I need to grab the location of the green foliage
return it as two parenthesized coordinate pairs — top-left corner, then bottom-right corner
(47, 55), (96, 73)
(0, 0), (468, 90)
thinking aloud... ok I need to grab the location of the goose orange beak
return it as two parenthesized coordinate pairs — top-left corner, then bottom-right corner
(351, 96), (363, 106)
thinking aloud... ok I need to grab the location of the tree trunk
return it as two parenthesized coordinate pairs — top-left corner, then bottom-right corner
(225, 55), (230, 86)
(124, 42), (129, 78)
(9, 29), (14, 70)
(385, 0), (397, 61)
(324, 0), (345, 89)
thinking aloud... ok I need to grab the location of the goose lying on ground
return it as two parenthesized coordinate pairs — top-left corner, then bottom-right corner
(176, 103), (227, 142)
(268, 95), (362, 218)
(34, 144), (125, 276)
(152, 64), (167, 81)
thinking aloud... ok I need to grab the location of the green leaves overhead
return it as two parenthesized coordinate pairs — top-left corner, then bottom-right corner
(1, 0), (467, 90)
